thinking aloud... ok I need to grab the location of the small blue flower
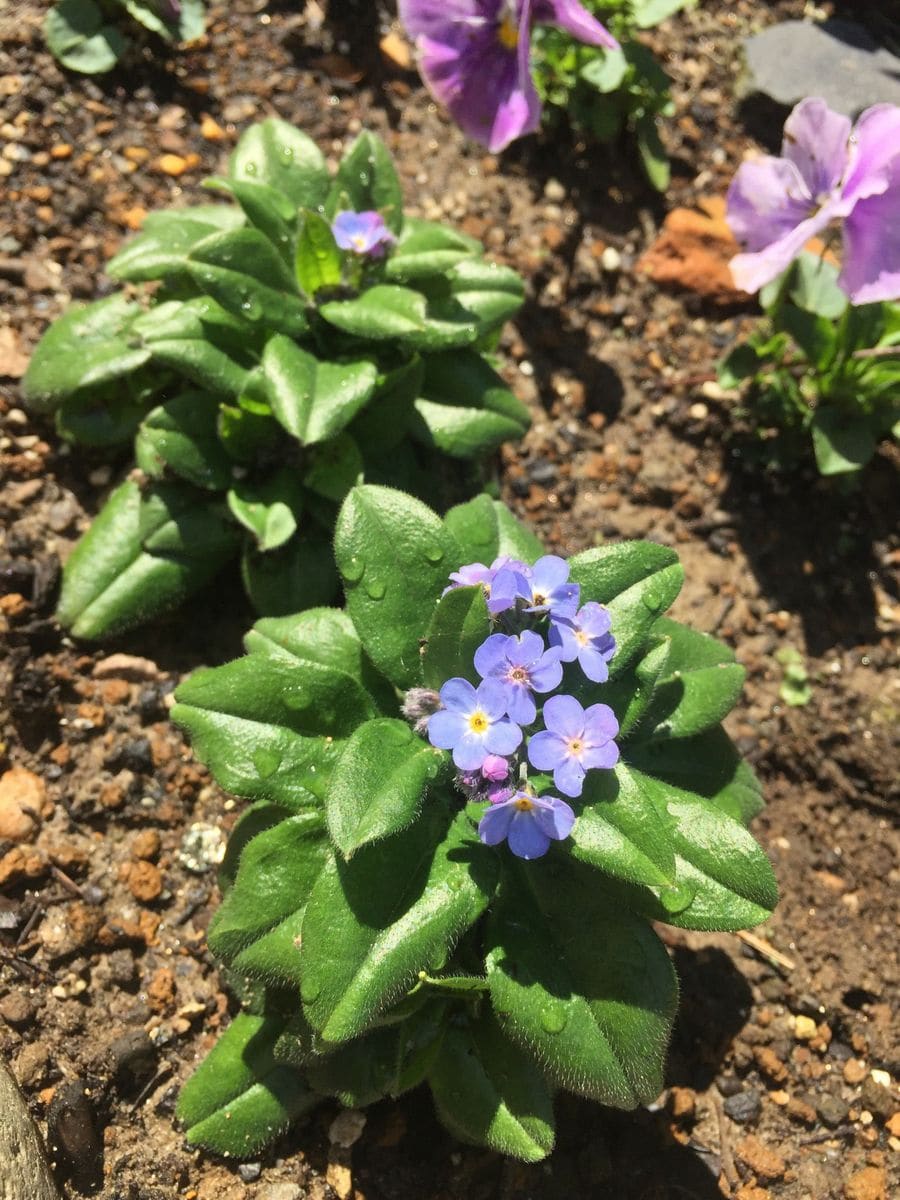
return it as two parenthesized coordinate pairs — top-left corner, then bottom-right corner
(549, 602), (616, 683)
(478, 788), (575, 859)
(331, 210), (396, 257)
(489, 554), (579, 617)
(474, 629), (562, 724)
(428, 677), (522, 771)
(527, 693), (619, 797)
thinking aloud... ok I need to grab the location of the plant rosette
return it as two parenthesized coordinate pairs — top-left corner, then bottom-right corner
(22, 118), (528, 639)
(172, 484), (777, 1162)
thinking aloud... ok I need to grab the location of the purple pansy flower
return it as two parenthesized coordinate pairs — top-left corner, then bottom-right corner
(478, 787), (575, 858)
(474, 629), (562, 724)
(549, 601), (616, 683)
(331, 210), (396, 258)
(428, 677), (522, 771)
(398, 0), (618, 154)
(727, 98), (900, 304)
(527, 693), (619, 797)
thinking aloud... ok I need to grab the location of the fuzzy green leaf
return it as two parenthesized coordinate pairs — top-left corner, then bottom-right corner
(135, 391), (233, 490)
(295, 209), (343, 296)
(319, 285), (479, 350)
(442, 495), (543, 566)
(107, 207), (245, 281)
(229, 118), (330, 211)
(411, 350), (531, 458)
(262, 336), (377, 445)
(422, 585), (489, 689)
(385, 218), (480, 282)
(329, 131), (404, 234)
(189, 228), (307, 336)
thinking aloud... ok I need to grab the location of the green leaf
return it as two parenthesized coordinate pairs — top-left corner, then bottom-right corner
(811, 406), (877, 475)
(422, 585), (489, 689)
(486, 862), (677, 1107)
(787, 252), (847, 320)
(303, 434), (364, 504)
(614, 764), (778, 930)
(334, 485), (460, 688)
(570, 764), (676, 888)
(443, 495), (543, 566)
(718, 342), (763, 389)
(135, 391), (234, 490)
(636, 114), (670, 192)
(177, 1012), (317, 1156)
(230, 118), (330, 211)
(411, 350), (531, 458)
(320, 285), (479, 351)
(580, 48), (629, 93)
(346, 357), (423, 454)
(56, 376), (157, 447)
(204, 177), (296, 259)
(295, 209), (343, 297)
(441, 259), (526, 329)
(262, 336), (377, 445)
(228, 477), (300, 553)
(208, 810), (328, 985)
(777, 304), (837, 367)
(56, 480), (239, 640)
(241, 528), (341, 617)
(326, 719), (441, 857)
(172, 608), (383, 807)
(329, 131), (404, 234)
(189, 228), (307, 336)
(22, 295), (148, 411)
(628, 728), (764, 826)
(108, 208), (245, 281)
(44, 0), (126, 74)
(384, 218), (481, 282)
(148, 336), (250, 397)
(300, 808), (497, 1043)
(429, 1011), (555, 1162)
(568, 542), (684, 675)
(631, 0), (689, 29)
(638, 618), (746, 740)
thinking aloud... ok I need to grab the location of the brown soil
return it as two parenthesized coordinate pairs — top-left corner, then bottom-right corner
(1, 3), (898, 1199)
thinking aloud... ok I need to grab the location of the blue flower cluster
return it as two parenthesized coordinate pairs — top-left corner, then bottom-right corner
(425, 554), (619, 860)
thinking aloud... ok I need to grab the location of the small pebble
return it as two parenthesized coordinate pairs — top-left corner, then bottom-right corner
(816, 1094), (849, 1128)
(600, 245), (622, 272)
(723, 1089), (761, 1123)
(238, 1163), (263, 1182)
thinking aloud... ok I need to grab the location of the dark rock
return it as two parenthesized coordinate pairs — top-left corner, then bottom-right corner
(47, 1079), (103, 1192)
(860, 1078), (895, 1122)
(108, 1029), (157, 1094)
(105, 738), (154, 775)
(742, 20), (900, 118)
(528, 458), (558, 485)
(827, 1039), (854, 1062)
(0, 991), (35, 1028)
(723, 1089), (761, 1123)
(137, 687), (166, 724)
(815, 1094), (849, 1128)
(717, 1073), (742, 1098)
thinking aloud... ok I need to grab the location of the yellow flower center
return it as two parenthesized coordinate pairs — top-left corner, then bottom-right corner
(351, 235), (367, 251)
(468, 710), (489, 734)
(567, 737), (584, 757)
(514, 794), (534, 811)
(575, 630), (590, 646)
(509, 666), (529, 683)
(497, 13), (519, 49)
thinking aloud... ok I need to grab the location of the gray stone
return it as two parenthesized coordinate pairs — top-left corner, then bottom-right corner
(742, 20), (900, 117)
(723, 1089), (762, 1124)
(816, 1094), (849, 1128)
(0, 1058), (62, 1200)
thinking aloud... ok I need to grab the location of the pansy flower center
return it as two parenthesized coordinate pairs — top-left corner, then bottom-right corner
(497, 10), (519, 49)
(468, 709), (489, 734)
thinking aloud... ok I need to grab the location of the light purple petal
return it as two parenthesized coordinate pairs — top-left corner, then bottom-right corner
(553, 755), (585, 798)
(729, 203), (838, 295)
(484, 717), (523, 757)
(841, 170), (900, 303)
(529, 655), (563, 693)
(548, 619), (578, 661)
(447, 562), (491, 590)
(487, 567), (530, 613)
(477, 677), (513, 721)
(427, 708), (468, 750)
(583, 702), (619, 743)
(533, 0), (618, 49)
(781, 97), (851, 200)
(479, 799), (515, 846)
(474, 632), (511, 678)
(578, 644), (611, 683)
(505, 685), (537, 726)
(541, 693), (585, 738)
(727, 156), (813, 251)
(530, 555), (570, 593)
(532, 794), (576, 840)
(454, 730), (489, 771)
(507, 810), (552, 859)
(507, 629), (545, 667)
(578, 602), (612, 637)
(439, 676), (477, 712)
(527, 729), (565, 771)
(842, 103), (900, 206)
(582, 740), (620, 770)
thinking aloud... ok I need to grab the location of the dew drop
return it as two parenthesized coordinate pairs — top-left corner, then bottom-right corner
(642, 586), (664, 613)
(659, 882), (695, 915)
(280, 145), (294, 161)
(539, 1003), (568, 1034)
(244, 162), (258, 176)
(284, 687), (309, 711)
(342, 555), (365, 583)
(365, 578), (386, 600)
(423, 541), (444, 564)
(300, 979), (321, 1003)
(252, 748), (281, 779)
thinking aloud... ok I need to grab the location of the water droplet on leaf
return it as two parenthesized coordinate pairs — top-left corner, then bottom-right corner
(539, 1003), (568, 1034)
(659, 882), (695, 915)
(365, 578), (386, 600)
(253, 748), (281, 779)
(342, 555), (365, 583)
(423, 542), (444, 564)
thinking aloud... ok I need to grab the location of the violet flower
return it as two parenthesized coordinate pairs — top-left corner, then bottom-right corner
(478, 787), (575, 858)
(427, 677), (522, 770)
(398, 0), (618, 153)
(727, 98), (900, 304)
(474, 629), (563, 724)
(527, 693), (619, 797)
(331, 210), (396, 258)
(549, 601), (616, 683)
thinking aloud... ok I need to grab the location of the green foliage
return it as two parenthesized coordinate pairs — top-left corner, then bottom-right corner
(44, 0), (204, 74)
(718, 253), (900, 476)
(23, 119), (528, 639)
(532, 1), (693, 189)
(173, 485), (776, 1163)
